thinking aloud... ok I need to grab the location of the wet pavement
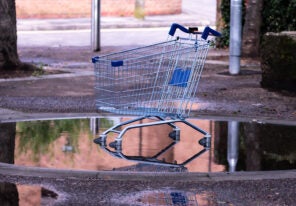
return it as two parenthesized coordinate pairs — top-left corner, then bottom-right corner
(1, 163), (296, 205)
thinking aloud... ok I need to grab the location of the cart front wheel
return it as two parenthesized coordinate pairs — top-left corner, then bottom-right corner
(93, 137), (103, 145)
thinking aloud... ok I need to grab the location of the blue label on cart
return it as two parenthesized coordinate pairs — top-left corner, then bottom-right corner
(92, 56), (99, 63)
(170, 192), (187, 204)
(111, 60), (124, 67)
(169, 67), (191, 87)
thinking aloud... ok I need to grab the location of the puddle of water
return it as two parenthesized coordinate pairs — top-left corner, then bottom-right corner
(138, 191), (199, 206)
(0, 117), (295, 172)
(0, 182), (58, 206)
(112, 190), (216, 206)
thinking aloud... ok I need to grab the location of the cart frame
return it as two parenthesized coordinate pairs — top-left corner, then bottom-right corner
(92, 24), (221, 166)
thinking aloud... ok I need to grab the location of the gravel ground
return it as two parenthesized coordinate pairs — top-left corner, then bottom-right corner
(0, 46), (295, 124)
(2, 174), (296, 206)
(1, 164), (296, 206)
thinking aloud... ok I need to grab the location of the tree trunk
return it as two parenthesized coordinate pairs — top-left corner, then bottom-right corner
(242, 0), (263, 58)
(0, 182), (19, 206)
(0, 121), (18, 205)
(243, 122), (261, 171)
(0, 122), (16, 164)
(0, 0), (21, 70)
(216, 0), (224, 33)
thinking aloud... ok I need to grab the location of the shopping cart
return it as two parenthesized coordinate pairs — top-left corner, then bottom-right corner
(92, 23), (221, 157)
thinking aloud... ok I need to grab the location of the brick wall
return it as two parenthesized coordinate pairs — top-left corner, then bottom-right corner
(16, 0), (182, 19)
(16, 0), (92, 19)
(145, 0), (182, 16)
(101, 0), (135, 16)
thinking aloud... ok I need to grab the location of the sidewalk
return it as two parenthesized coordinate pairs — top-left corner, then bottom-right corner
(17, 15), (215, 31)
(16, 15), (216, 31)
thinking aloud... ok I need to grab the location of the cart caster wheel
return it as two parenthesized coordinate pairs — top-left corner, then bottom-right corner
(169, 131), (176, 140)
(93, 137), (103, 145)
(109, 141), (117, 149)
(169, 131), (179, 141)
(198, 137), (207, 147)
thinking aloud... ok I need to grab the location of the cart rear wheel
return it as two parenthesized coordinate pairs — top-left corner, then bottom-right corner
(109, 141), (117, 149)
(198, 137), (207, 147)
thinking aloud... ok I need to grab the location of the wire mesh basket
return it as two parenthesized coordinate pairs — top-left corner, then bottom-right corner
(92, 24), (221, 165)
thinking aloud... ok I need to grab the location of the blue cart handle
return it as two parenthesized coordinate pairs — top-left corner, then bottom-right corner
(168, 23), (190, 36)
(201, 26), (222, 40)
(169, 23), (221, 40)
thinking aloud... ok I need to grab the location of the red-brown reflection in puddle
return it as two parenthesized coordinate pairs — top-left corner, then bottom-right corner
(14, 120), (135, 170)
(175, 119), (225, 172)
(120, 117), (175, 162)
(17, 185), (57, 206)
(18, 185), (41, 206)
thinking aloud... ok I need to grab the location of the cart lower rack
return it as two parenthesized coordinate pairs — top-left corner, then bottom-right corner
(92, 24), (221, 166)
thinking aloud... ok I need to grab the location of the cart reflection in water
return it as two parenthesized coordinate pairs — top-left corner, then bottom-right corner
(95, 117), (211, 171)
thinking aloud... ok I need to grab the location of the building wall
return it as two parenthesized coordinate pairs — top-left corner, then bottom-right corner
(16, 0), (182, 19)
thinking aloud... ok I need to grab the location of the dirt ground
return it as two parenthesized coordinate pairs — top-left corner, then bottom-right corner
(0, 46), (295, 124)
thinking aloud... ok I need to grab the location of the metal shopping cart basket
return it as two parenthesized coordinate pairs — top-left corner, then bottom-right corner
(92, 23), (221, 162)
